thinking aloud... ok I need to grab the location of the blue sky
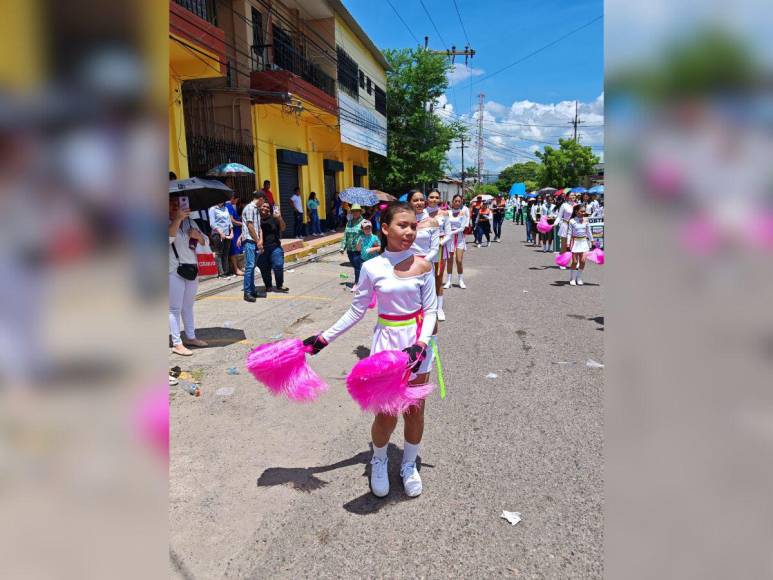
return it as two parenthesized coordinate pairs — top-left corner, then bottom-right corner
(343, 0), (604, 172)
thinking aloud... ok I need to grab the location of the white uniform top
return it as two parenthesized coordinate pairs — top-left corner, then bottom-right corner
(321, 249), (437, 348)
(568, 218), (594, 241)
(411, 211), (441, 263)
(557, 202), (575, 237)
(169, 218), (204, 274)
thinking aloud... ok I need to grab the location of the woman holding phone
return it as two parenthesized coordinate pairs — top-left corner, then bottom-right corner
(169, 196), (208, 356)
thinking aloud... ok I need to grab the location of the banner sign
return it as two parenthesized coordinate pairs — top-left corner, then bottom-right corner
(338, 92), (387, 157)
(589, 218), (605, 249)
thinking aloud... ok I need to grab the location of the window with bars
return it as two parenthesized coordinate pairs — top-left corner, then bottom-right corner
(337, 47), (359, 100)
(374, 85), (386, 116)
(359, 70), (365, 89)
(366, 77), (372, 95)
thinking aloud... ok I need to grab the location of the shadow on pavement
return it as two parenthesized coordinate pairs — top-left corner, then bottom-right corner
(551, 281), (600, 287)
(257, 450), (371, 493)
(179, 327), (246, 347)
(528, 265), (559, 270)
(353, 345), (371, 359)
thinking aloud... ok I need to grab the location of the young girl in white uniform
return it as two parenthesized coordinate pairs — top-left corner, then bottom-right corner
(426, 190), (450, 320)
(567, 204), (595, 286)
(304, 203), (437, 498)
(556, 193), (577, 262)
(443, 194), (469, 289)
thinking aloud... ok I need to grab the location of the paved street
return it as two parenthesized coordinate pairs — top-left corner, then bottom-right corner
(170, 220), (603, 579)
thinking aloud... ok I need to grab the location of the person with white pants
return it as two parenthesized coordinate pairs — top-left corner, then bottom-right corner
(169, 197), (209, 356)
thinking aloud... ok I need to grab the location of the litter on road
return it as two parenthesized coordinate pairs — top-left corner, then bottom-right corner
(216, 387), (235, 396)
(486, 373), (498, 379)
(586, 359), (605, 369)
(500, 511), (522, 526)
(180, 382), (200, 397)
(226, 367), (239, 375)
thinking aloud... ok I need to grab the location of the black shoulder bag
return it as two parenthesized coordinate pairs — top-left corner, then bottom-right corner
(172, 219), (198, 280)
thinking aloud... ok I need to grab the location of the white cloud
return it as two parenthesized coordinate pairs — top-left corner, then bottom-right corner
(446, 64), (485, 86)
(442, 92), (605, 175)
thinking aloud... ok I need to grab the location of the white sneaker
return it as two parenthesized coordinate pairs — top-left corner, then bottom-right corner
(370, 456), (389, 497)
(577, 277), (584, 286)
(559, 266), (567, 270)
(437, 309), (446, 321)
(475, 243), (480, 247)
(458, 278), (467, 289)
(400, 461), (422, 497)
(443, 279), (452, 289)
(569, 279), (577, 286)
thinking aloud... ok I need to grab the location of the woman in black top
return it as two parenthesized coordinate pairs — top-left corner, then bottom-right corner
(256, 202), (289, 293)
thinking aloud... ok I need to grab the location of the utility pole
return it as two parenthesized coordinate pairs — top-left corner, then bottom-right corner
(570, 100), (584, 143)
(457, 134), (466, 185)
(428, 44), (476, 65)
(476, 93), (485, 186)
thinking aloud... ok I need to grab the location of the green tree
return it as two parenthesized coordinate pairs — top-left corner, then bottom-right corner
(369, 48), (464, 193)
(535, 139), (600, 188)
(495, 161), (541, 192)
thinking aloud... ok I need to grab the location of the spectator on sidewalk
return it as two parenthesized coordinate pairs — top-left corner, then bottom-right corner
(491, 194), (506, 241)
(307, 191), (323, 236)
(241, 191), (265, 302)
(226, 192), (244, 276)
(339, 203), (364, 289)
(256, 202), (289, 293)
(169, 197), (208, 356)
(259, 180), (275, 207)
(290, 187), (305, 239)
(356, 219), (380, 263)
(208, 201), (233, 277)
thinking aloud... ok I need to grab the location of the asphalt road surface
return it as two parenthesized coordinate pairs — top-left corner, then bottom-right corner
(170, 220), (603, 579)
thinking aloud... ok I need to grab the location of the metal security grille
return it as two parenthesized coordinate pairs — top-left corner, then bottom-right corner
(336, 47), (359, 100)
(277, 162), (300, 237)
(324, 171), (337, 224)
(174, 0), (217, 25)
(185, 135), (256, 203)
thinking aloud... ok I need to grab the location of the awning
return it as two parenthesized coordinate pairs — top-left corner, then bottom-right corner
(276, 149), (308, 166)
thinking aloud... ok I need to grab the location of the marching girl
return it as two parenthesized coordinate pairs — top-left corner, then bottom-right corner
(443, 194), (469, 289)
(555, 192), (576, 267)
(304, 203), (437, 498)
(426, 190), (450, 321)
(567, 204), (595, 286)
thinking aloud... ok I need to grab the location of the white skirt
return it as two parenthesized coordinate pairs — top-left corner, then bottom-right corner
(443, 232), (466, 259)
(372, 320), (434, 377)
(558, 220), (570, 238)
(571, 238), (591, 253)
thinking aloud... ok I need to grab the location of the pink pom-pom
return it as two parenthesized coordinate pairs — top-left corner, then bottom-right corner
(134, 384), (168, 461)
(246, 339), (328, 401)
(586, 247), (605, 264)
(346, 350), (434, 416)
(555, 251), (572, 267)
(536, 217), (552, 234)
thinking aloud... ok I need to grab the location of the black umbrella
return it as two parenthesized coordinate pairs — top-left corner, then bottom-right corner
(169, 177), (232, 211)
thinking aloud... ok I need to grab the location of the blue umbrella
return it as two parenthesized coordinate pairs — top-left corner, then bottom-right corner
(509, 182), (526, 197)
(398, 193), (408, 202)
(571, 187), (587, 194)
(524, 191), (537, 198)
(589, 185), (604, 194)
(206, 162), (255, 176)
(339, 187), (378, 206)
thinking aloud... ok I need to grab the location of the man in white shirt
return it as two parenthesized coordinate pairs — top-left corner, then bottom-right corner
(241, 192), (265, 302)
(290, 187), (305, 239)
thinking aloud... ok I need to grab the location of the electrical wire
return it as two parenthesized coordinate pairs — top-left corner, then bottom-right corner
(385, 0), (421, 46)
(470, 15), (603, 86)
(450, 0), (471, 47)
(418, 0), (450, 49)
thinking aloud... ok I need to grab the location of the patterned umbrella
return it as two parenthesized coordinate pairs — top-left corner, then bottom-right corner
(537, 187), (557, 195)
(339, 187), (378, 206)
(373, 190), (396, 202)
(206, 162), (255, 176)
(588, 185), (604, 194)
(170, 178), (232, 211)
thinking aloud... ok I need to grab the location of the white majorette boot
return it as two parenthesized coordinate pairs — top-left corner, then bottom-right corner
(370, 456), (389, 497)
(400, 462), (423, 497)
(577, 270), (584, 285)
(437, 296), (446, 321)
(444, 276), (452, 289)
(458, 275), (467, 289)
(569, 270), (577, 286)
